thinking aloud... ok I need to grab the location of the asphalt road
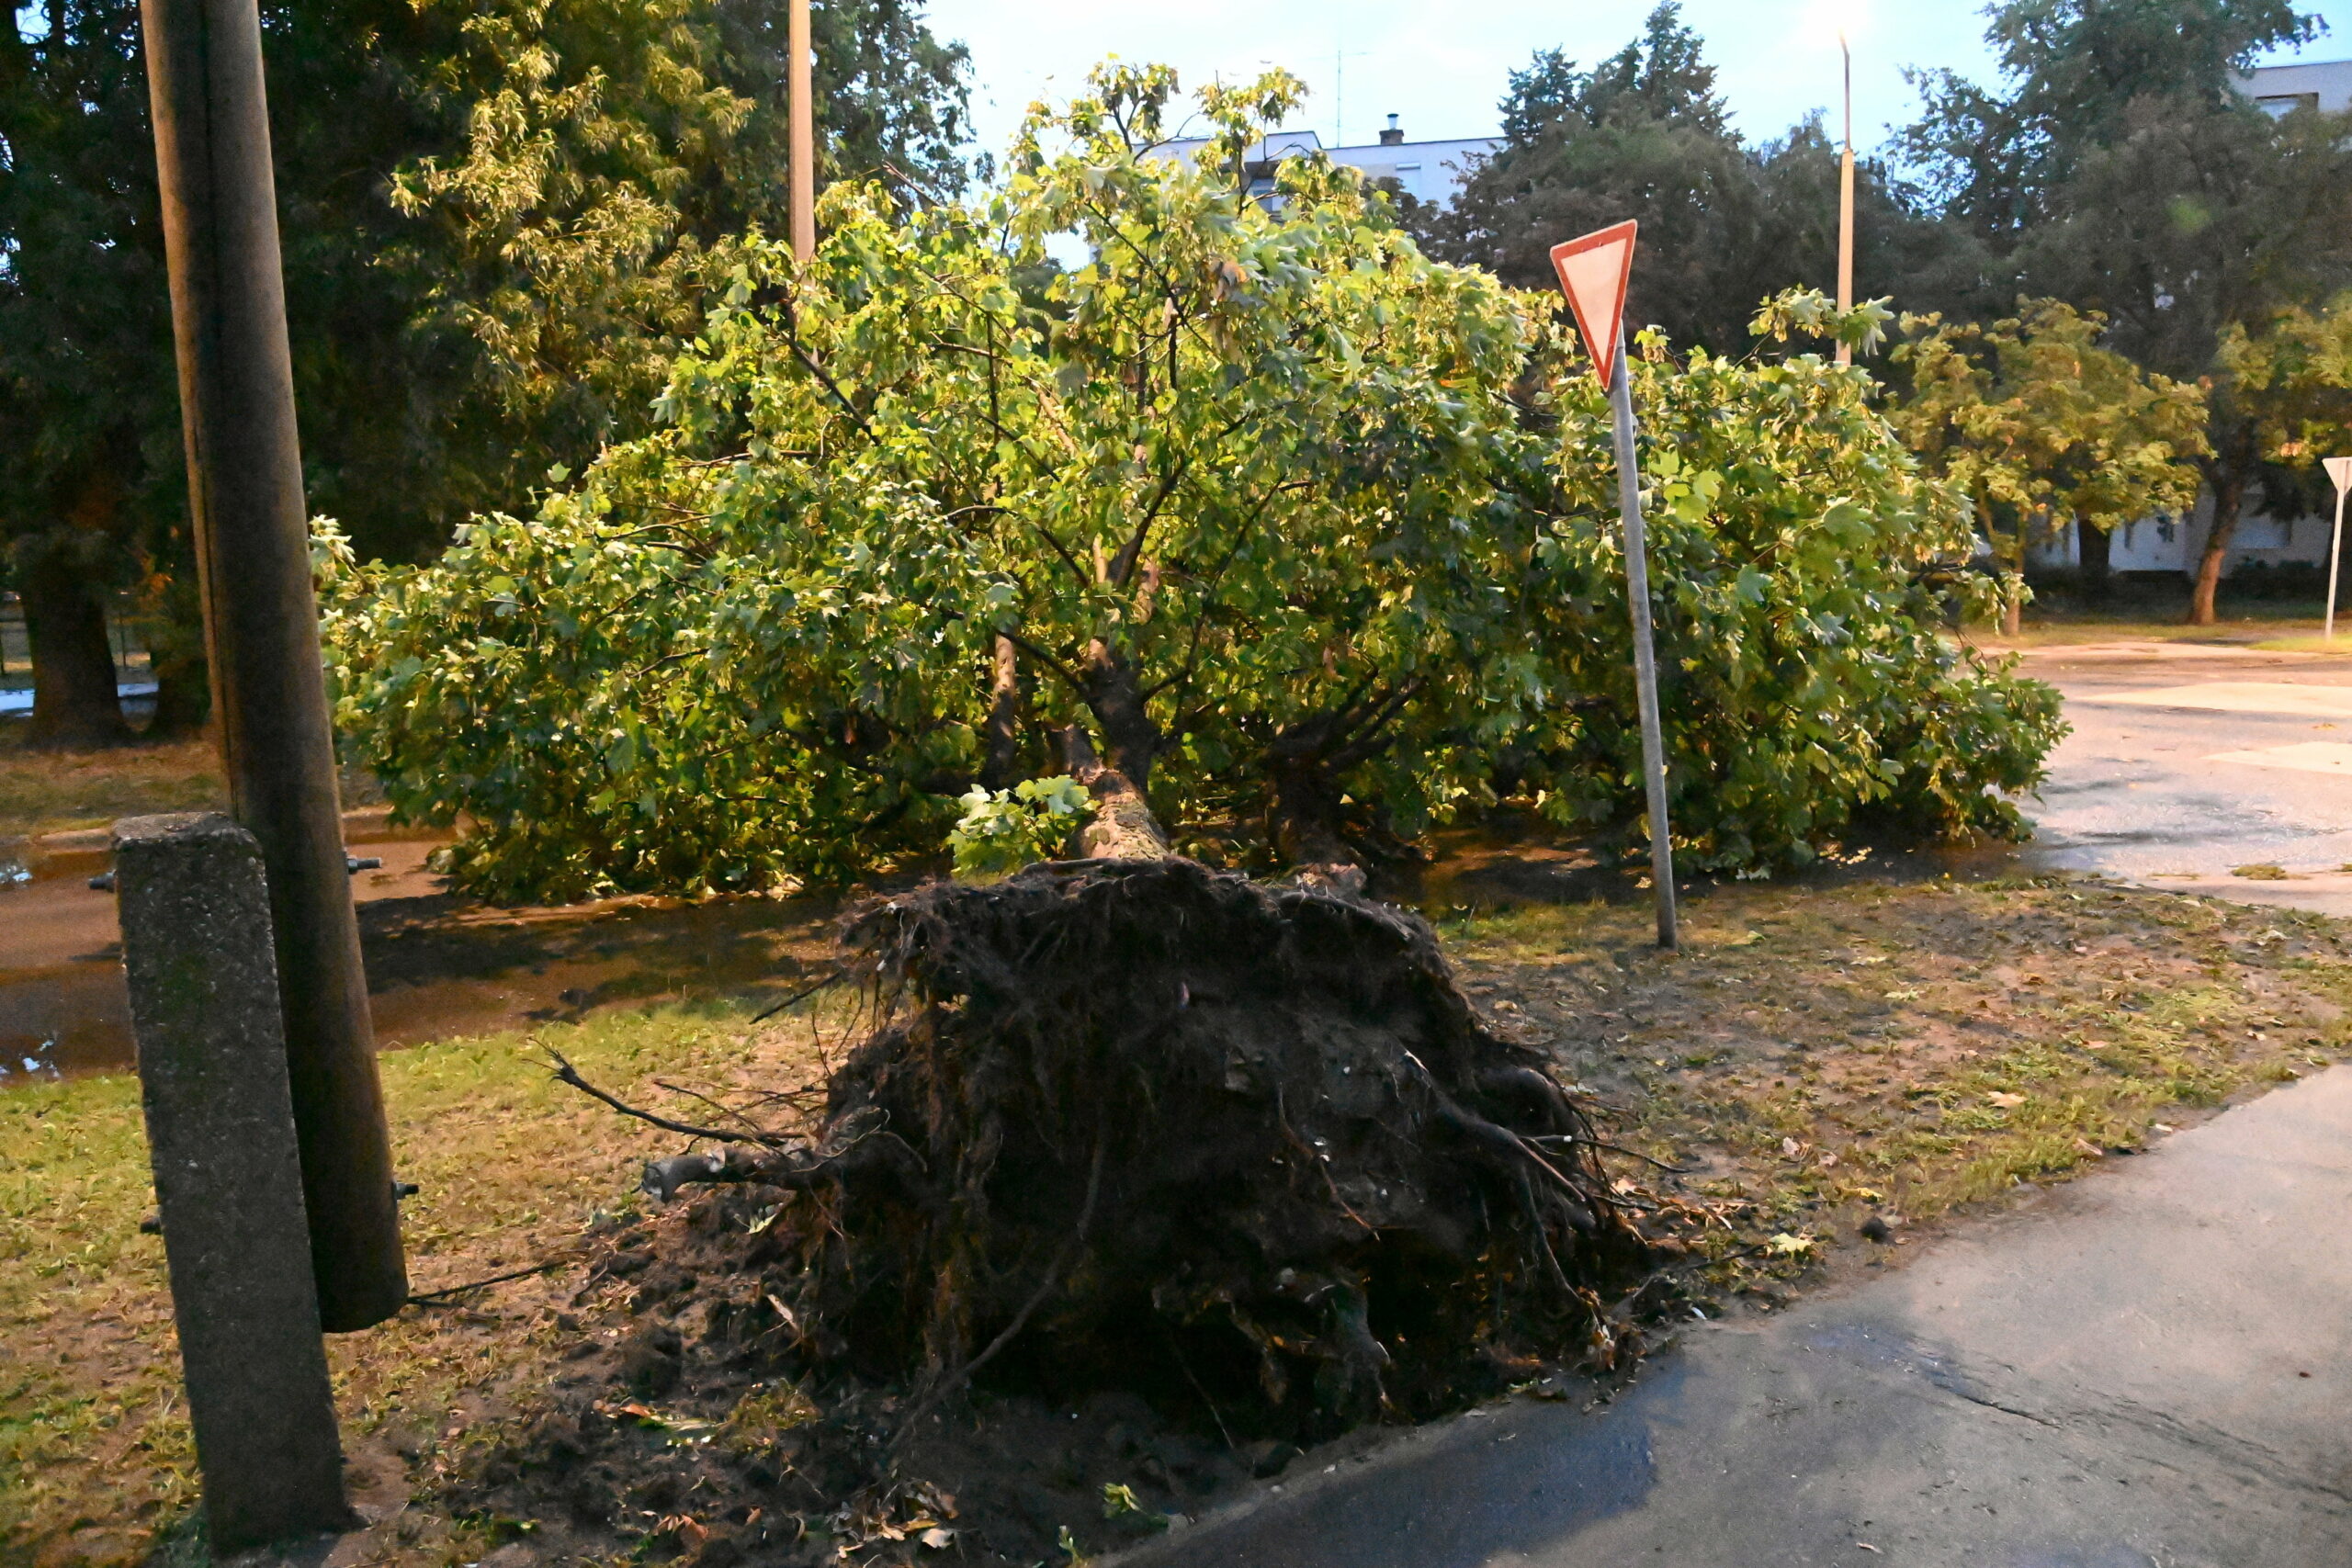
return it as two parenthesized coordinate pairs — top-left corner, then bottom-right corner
(2016, 642), (2352, 917)
(1119, 1064), (2352, 1568)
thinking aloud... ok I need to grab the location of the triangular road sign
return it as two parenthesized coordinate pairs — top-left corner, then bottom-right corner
(2325, 456), (2352, 496)
(1549, 220), (1638, 388)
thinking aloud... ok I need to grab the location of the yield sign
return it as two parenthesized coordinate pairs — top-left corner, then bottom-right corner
(1550, 220), (1638, 387)
(2325, 456), (2352, 496)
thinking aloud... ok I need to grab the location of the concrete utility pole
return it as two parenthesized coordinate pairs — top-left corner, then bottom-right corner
(141, 0), (406, 1329)
(117, 814), (354, 1549)
(1837, 30), (1855, 367)
(789, 0), (816, 261)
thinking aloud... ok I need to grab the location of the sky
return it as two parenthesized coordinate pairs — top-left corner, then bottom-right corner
(924, 0), (2352, 163)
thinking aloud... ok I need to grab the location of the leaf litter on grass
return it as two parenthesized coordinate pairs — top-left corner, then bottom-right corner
(3, 871), (2347, 1566)
(1443, 872), (2352, 1306)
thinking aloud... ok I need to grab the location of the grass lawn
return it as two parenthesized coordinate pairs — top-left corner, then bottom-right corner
(3, 873), (2347, 1566)
(0, 736), (224, 844)
(1955, 585), (2348, 652)
(1447, 874), (2352, 1286)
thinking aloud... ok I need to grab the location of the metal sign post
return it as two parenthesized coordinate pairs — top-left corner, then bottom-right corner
(2324, 457), (2350, 643)
(1550, 221), (1678, 951)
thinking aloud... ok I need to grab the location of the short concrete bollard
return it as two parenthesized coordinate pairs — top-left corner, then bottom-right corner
(114, 813), (354, 1550)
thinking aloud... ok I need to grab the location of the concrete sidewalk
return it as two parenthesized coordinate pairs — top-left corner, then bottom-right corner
(1122, 1067), (2352, 1568)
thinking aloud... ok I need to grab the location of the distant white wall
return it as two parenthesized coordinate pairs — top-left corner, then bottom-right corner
(1148, 125), (1500, 211)
(2234, 59), (2352, 117)
(2025, 493), (2340, 576)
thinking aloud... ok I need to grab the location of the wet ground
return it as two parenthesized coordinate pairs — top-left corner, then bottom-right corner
(5, 637), (2347, 1087)
(1120, 1063), (2352, 1568)
(0, 810), (835, 1085)
(2013, 641), (2352, 914)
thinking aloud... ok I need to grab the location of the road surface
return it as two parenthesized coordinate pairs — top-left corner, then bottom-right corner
(2018, 641), (2352, 916)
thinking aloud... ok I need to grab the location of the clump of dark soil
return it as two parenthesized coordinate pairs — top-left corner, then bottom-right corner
(483, 859), (1668, 1563)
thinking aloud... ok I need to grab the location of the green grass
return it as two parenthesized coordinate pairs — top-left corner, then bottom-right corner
(0, 736), (223, 842)
(2248, 633), (2352, 655)
(0, 998), (834, 1568)
(5, 877), (2349, 1562)
(1442, 877), (2352, 1286)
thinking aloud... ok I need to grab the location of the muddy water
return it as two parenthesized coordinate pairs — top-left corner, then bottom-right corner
(0, 806), (2027, 1089)
(0, 812), (836, 1087)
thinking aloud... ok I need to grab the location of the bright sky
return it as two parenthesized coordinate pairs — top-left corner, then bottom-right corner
(925, 0), (2352, 163)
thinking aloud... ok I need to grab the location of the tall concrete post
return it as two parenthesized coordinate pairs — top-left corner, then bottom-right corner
(116, 814), (353, 1549)
(140, 0), (406, 1327)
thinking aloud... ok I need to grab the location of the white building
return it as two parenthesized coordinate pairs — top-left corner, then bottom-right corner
(1149, 117), (1499, 210)
(2030, 499), (2335, 578)
(2235, 58), (2352, 117)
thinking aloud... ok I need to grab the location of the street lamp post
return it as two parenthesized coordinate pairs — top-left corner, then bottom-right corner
(141, 0), (406, 1331)
(1837, 29), (1855, 367)
(789, 0), (814, 262)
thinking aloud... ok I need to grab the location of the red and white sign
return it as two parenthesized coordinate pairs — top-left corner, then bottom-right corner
(1549, 220), (1638, 388)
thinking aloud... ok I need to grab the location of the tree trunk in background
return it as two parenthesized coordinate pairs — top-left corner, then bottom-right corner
(144, 625), (211, 738)
(20, 554), (130, 748)
(2189, 470), (2245, 626)
(136, 557), (215, 738)
(979, 634), (1021, 789)
(2076, 520), (2111, 604)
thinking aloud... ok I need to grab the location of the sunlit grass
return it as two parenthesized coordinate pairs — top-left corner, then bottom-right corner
(1443, 876), (2352, 1285)
(0, 735), (223, 842)
(0, 997), (841, 1566)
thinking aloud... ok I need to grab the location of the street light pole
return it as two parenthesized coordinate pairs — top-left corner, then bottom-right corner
(141, 0), (406, 1330)
(789, 0), (815, 262)
(1837, 30), (1855, 367)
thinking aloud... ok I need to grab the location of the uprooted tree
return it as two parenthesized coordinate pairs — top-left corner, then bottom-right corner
(569, 858), (1664, 1455)
(320, 62), (2064, 902)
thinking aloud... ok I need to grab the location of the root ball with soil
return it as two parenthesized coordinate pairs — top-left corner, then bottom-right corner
(597, 857), (1657, 1449)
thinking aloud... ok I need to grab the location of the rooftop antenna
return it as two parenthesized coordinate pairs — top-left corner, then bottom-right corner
(1333, 46), (1369, 146)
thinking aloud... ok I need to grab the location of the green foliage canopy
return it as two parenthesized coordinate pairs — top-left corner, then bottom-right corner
(0, 0), (975, 738)
(322, 64), (2064, 901)
(1419, 5), (1985, 354)
(1891, 299), (2210, 621)
(1900, 0), (2352, 621)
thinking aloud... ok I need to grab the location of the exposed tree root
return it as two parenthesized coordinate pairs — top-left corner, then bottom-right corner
(582, 858), (1658, 1452)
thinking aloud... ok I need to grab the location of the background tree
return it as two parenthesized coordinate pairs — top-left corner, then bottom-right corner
(2018, 96), (2352, 619)
(1419, 4), (1983, 354)
(1901, 0), (2352, 623)
(1891, 299), (2209, 634)
(0, 0), (177, 744)
(0, 0), (974, 742)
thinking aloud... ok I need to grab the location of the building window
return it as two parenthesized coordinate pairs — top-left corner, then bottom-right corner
(2256, 92), (2319, 118)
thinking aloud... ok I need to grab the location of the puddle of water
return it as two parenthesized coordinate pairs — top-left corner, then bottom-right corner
(0, 846), (840, 1084)
(0, 1034), (62, 1085)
